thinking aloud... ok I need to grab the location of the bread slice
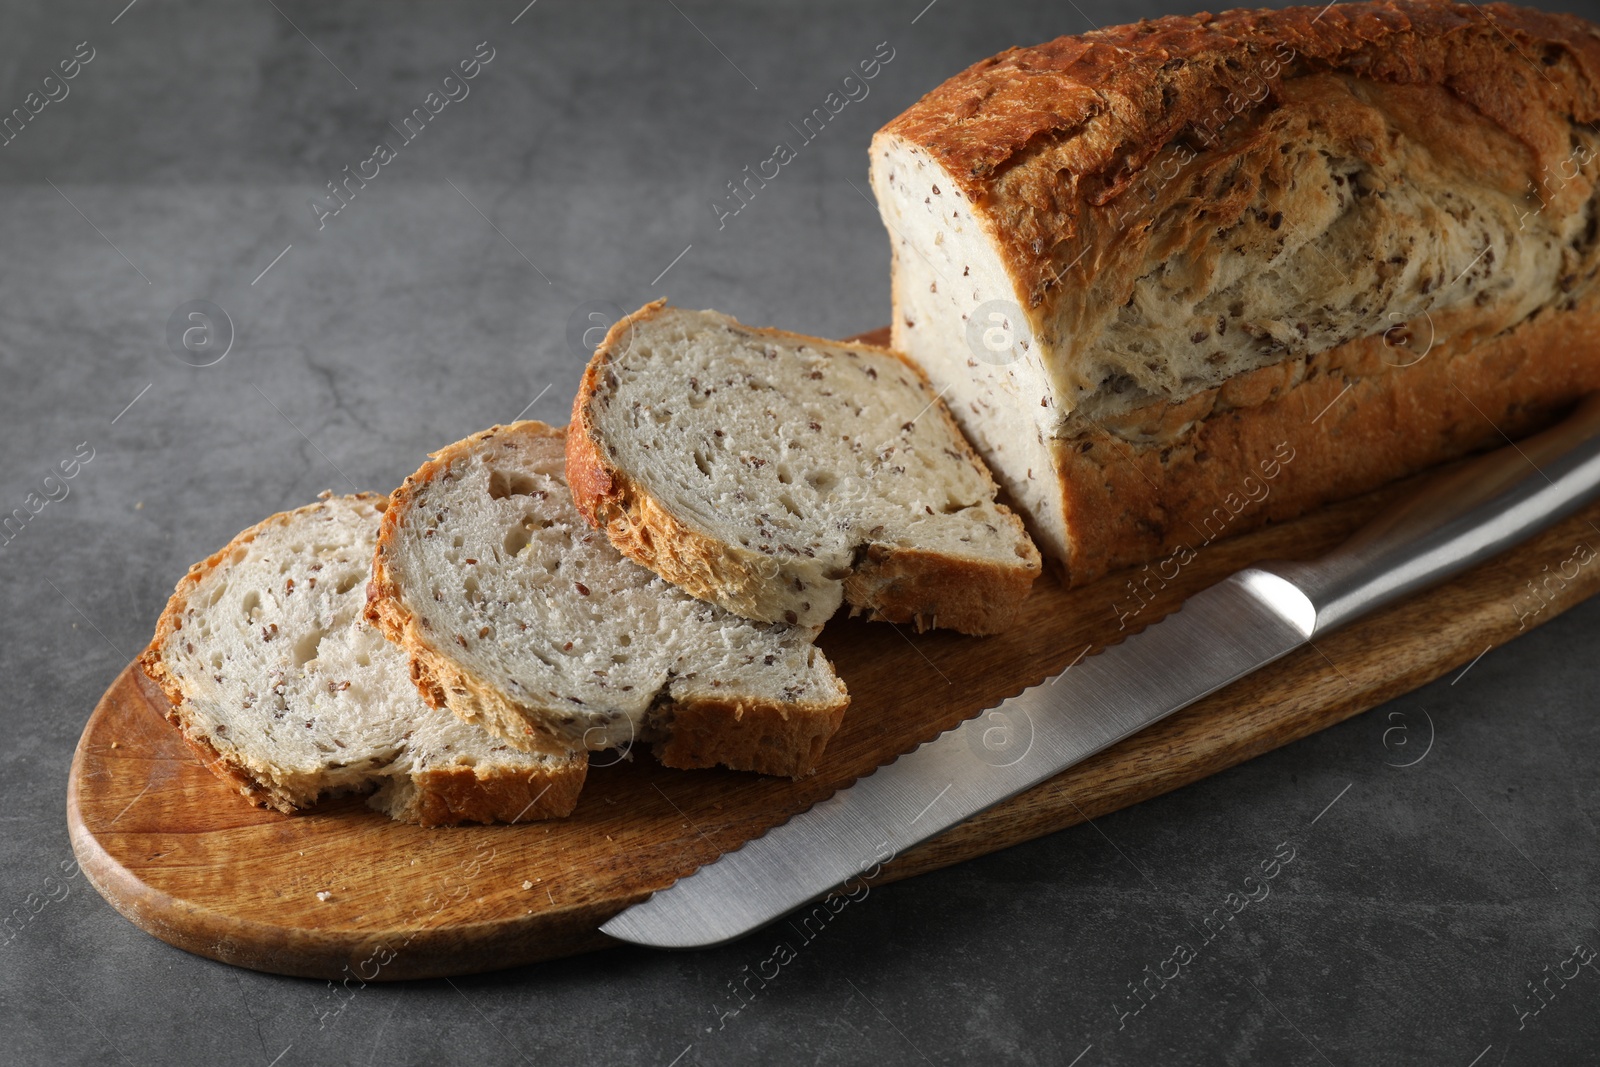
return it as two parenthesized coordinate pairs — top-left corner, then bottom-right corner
(367, 421), (849, 778)
(869, 1), (1600, 582)
(139, 493), (585, 826)
(566, 301), (1041, 635)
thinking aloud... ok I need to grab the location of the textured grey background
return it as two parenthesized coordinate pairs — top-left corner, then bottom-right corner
(3, 1), (1599, 1064)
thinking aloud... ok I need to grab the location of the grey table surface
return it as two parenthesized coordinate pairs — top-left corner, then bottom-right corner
(3, 1), (1599, 1064)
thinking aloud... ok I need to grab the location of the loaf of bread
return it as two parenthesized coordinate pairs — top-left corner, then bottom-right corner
(368, 420), (850, 778)
(567, 301), (1041, 634)
(870, 1), (1600, 585)
(139, 493), (585, 825)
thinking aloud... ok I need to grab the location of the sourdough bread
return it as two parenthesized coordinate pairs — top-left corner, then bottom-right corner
(139, 493), (585, 826)
(367, 421), (850, 778)
(869, 1), (1600, 582)
(567, 301), (1041, 634)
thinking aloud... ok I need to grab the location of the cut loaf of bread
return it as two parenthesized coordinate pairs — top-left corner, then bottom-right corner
(139, 493), (585, 826)
(367, 420), (849, 778)
(567, 301), (1041, 634)
(870, 1), (1600, 583)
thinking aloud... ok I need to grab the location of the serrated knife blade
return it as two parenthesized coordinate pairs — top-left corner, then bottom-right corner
(603, 570), (1313, 949)
(602, 395), (1600, 949)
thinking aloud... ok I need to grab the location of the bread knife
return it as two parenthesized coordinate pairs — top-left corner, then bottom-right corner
(602, 394), (1600, 949)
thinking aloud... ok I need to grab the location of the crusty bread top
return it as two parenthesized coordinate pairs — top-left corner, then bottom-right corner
(568, 302), (1041, 632)
(139, 493), (582, 821)
(867, 0), (1600, 593)
(874, 3), (1600, 419)
(867, 1), (1600, 578)
(367, 420), (849, 762)
(881, 1), (1600, 306)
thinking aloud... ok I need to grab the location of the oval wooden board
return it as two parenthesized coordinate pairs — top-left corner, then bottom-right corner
(62, 310), (1600, 985)
(68, 449), (1600, 982)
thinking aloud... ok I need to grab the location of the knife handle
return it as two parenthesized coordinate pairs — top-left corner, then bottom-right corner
(1256, 394), (1600, 636)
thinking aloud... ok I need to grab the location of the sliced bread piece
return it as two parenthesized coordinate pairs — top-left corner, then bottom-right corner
(139, 492), (585, 826)
(367, 421), (849, 778)
(567, 301), (1042, 635)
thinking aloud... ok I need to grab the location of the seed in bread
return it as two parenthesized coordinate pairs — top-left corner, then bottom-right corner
(367, 420), (850, 779)
(567, 301), (1042, 635)
(139, 493), (585, 825)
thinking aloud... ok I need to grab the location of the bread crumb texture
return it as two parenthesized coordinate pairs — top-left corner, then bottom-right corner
(570, 303), (1041, 634)
(139, 492), (585, 825)
(369, 421), (850, 779)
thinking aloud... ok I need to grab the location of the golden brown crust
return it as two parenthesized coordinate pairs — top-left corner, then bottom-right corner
(652, 691), (850, 779)
(567, 300), (1041, 634)
(375, 418), (851, 780)
(399, 763), (585, 827)
(880, 1), (1600, 312)
(843, 541), (1039, 634)
(1057, 289), (1600, 585)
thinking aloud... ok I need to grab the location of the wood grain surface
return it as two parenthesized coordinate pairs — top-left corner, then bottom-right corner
(67, 461), (1600, 981)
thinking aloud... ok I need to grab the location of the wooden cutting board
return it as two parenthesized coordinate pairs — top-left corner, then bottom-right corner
(67, 316), (1600, 982)
(69, 472), (1600, 981)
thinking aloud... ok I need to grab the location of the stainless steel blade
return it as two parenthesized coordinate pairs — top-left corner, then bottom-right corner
(601, 569), (1315, 948)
